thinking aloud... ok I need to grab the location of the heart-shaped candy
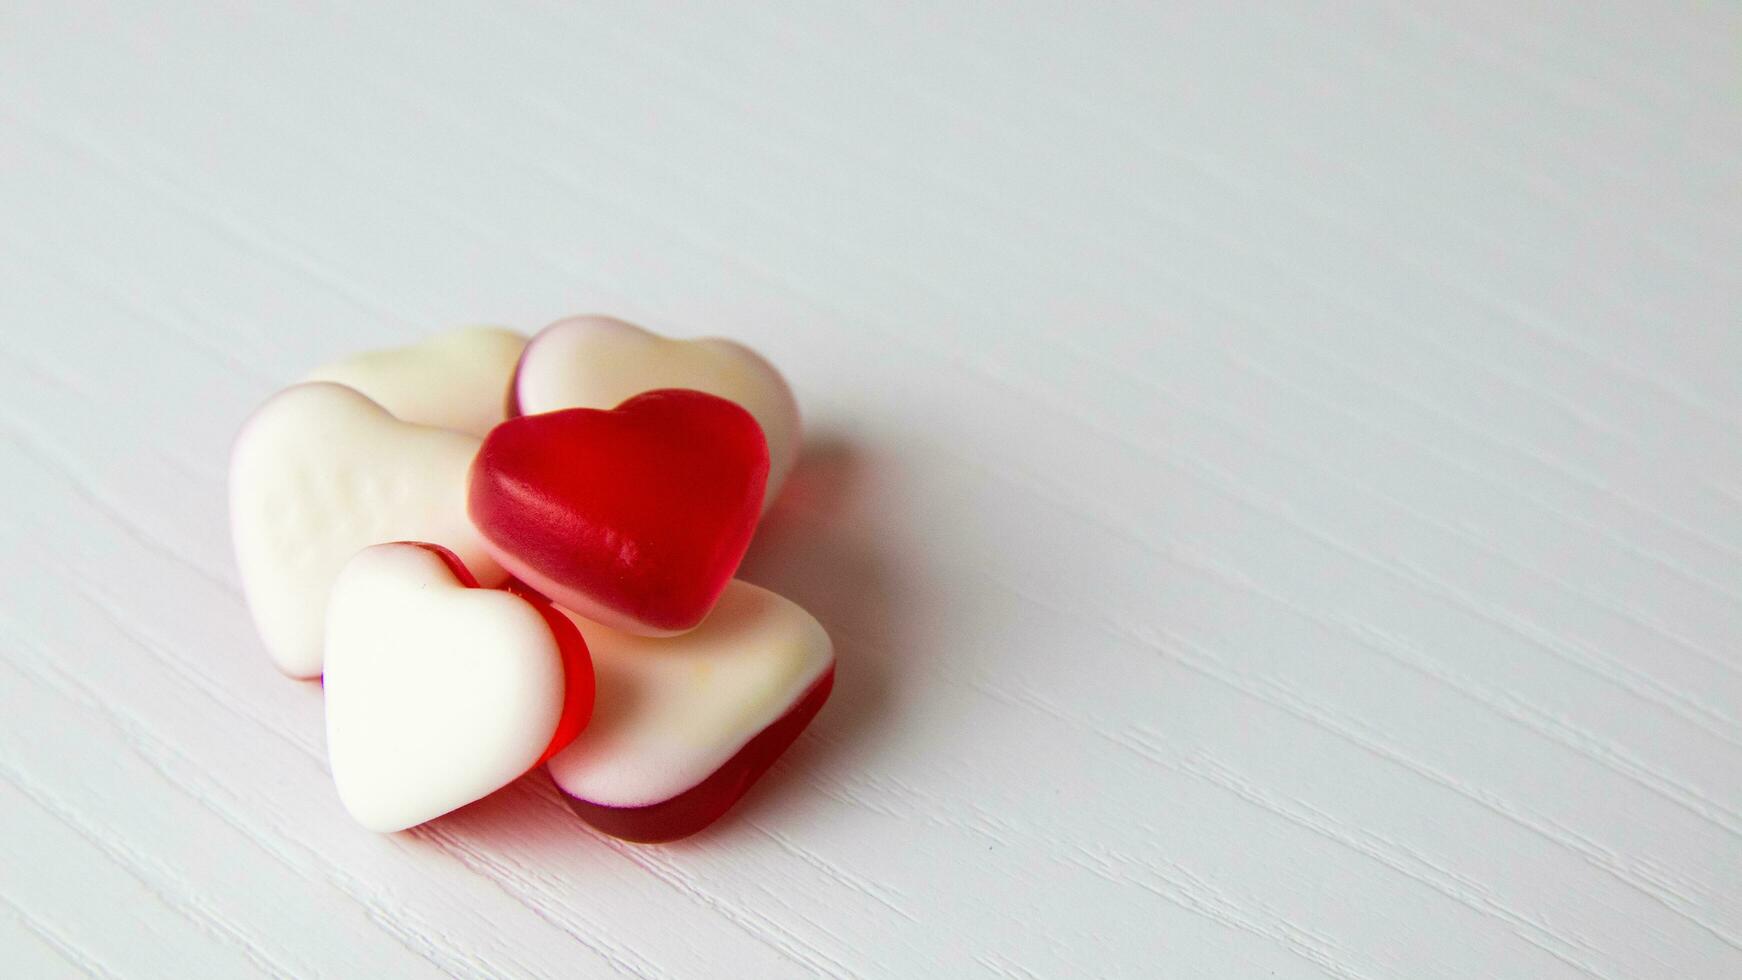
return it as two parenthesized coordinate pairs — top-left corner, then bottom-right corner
(305, 325), (527, 437)
(512, 316), (800, 511)
(325, 542), (594, 832)
(469, 389), (769, 636)
(543, 579), (833, 842)
(230, 382), (506, 677)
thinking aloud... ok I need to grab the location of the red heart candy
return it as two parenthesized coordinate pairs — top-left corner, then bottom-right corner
(468, 389), (769, 635)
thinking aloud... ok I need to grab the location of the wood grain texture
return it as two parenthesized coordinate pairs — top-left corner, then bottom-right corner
(2, 2), (1738, 977)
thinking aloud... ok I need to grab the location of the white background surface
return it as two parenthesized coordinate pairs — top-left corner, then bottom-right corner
(2, 3), (1739, 977)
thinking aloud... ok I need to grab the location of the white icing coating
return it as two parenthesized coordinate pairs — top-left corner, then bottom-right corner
(324, 543), (566, 833)
(305, 325), (527, 437)
(230, 382), (506, 678)
(514, 316), (801, 510)
(545, 580), (832, 808)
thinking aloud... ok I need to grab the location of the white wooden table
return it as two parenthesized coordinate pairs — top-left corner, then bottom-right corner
(3, 3), (1739, 977)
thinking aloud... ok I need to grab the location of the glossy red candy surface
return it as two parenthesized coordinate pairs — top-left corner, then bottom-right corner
(468, 389), (769, 636)
(561, 667), (834, 843)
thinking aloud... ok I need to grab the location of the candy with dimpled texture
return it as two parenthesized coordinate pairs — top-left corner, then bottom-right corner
(305, 325), (527, 437)
(230, 382), (506, 678)
(512, 315), (800, 511)
(325, 542), (594, 832)
(542, 579), (833, 842)
(469, 389), (769, 637)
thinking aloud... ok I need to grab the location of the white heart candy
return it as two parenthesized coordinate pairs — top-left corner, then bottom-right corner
(324, 543), (569, 832)
(546, 579), (832, 809)
(513, 316), (801, 510)
(305, 325), (527, 437)
(229, 382), (505, 678)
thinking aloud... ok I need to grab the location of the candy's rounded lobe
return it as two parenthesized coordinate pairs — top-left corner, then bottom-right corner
(544, 580), (834, 842)
(511, 315), (800, 511)
(469, 389), (769, 636)
(305, 325), (527, 437)
(517, 586), (598, 765)
(426, 550), (595, 764)
(323, 543), (593, 833)
(230, 382), (506, 678)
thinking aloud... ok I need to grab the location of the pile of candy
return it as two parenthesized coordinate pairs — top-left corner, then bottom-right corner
(229, 316), (834, 842)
